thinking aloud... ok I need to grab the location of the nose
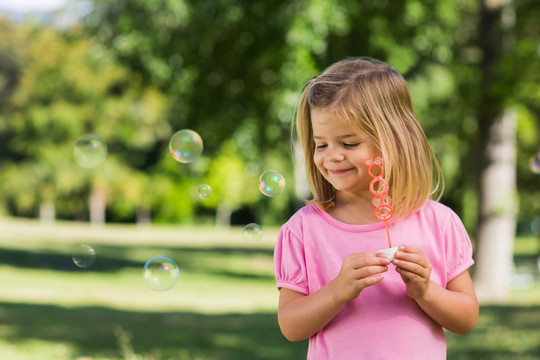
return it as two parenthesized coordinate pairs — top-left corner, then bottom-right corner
(326, 146), (345, 162)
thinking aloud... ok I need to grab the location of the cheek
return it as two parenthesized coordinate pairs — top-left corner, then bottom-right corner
(313, 153), (325, 172)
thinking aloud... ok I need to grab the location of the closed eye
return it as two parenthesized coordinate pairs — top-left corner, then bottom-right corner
(344, 143), (360, 148)
(315, 143), (327, 149)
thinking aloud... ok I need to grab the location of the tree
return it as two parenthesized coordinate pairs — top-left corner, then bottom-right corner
(0, 20), (171, 224)
(202, 140), (259, 227)
(85, 0), (298, 153)
(472, 0), (540, 301)
(2, 0), (538, 241)
(469, 0), (514, 301)
(83, 0), (307, 225)
(513, 0), (540, 230)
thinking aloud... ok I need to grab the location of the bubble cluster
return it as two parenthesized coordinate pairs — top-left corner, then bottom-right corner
(243, 223), (263, 242)
(258, 170), (285, 197)
(72, 244), (96, 268)
(143, 255), (180, 291)
(530, 153), (540, 174)
(73, 134), (108, 169)
(197, 184), (212, 199)
(66, 127), (291, 290)
(169, 129), (203, 163)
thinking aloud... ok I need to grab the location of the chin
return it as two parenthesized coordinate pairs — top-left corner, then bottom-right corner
(332, 184), (357, 192)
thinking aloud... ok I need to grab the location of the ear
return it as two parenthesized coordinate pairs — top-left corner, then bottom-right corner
(374, 157), (383, 165)
(365, 159), (373, 166)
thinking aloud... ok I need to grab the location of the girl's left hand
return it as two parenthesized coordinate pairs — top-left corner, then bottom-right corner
(392, 245), (432, 300)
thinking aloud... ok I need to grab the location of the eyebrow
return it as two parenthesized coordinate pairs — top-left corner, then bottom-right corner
(313, 134), (358, 140)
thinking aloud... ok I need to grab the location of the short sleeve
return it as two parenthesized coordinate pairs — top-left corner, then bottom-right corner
(444, 210), (475, 282)
(273, 225), (309, 294)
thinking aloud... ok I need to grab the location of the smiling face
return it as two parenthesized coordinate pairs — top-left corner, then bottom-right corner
(311, 107), (380, 196)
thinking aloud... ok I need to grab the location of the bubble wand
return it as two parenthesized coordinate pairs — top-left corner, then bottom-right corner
(365, 157), (395, 252)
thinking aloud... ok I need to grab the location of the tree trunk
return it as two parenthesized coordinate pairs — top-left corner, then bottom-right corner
(136, 206), (151, 226)
(89, 187), (106, 227)
(39, 200), (55, 225)
(474, 110), (518, 301)
(216, 203), (232, 228)
(472, 0), (518, 302)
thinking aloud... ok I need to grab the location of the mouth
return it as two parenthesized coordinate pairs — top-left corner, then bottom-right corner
(328, 168), (353, 175)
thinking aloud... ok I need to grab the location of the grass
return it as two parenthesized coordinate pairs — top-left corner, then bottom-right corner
(0, 217), (539, 359)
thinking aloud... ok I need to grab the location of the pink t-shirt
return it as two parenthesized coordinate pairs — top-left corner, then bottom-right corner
(274, 200), (474, 360)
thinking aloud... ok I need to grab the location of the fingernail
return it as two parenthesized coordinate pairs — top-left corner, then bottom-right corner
(399, 245), (405, 250)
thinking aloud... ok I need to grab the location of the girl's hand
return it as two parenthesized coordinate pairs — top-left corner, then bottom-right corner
(393, 245), (432, 299)
(332, 252), (390, 303)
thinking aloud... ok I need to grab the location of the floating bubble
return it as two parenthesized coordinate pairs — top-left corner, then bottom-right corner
(197, 184), (212, 199)
(72, 244), (96, 268)
(258, 170), (285, 197)
(143, 255), (180, 291)
(73, 134), (108, 169)
(169, 129), (203, 163)
(243, 223), (263, 242)
(530, 153), (540, 174)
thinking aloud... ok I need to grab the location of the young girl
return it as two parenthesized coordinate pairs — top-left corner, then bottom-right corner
(274, 58), (478, 359)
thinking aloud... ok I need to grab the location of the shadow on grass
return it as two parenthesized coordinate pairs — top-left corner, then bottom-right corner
(1, 301), (539, 359)
(0, 245), (275, 280)
(0, 301), (307, 360)
(447, 305), (540, 360)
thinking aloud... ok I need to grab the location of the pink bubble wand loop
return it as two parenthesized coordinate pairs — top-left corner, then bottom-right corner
(365, 157), (393, 248)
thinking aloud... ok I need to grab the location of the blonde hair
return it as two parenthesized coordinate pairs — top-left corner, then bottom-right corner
(294, 57), (444, 219)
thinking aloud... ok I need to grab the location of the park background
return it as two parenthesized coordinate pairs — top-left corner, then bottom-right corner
(0, 0), (539, 358)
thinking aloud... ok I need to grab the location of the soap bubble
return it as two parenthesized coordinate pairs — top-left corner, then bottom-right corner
(143, 255), (180, 291)
(72, 244), (96, 268)
(243, 223), (263, 242)
(530, 153), (540, 174)
(258, 170), (285, 197)
(197, 184), (212, 199)
(169, 129), (203, 163)
(73, 134), (107, 168)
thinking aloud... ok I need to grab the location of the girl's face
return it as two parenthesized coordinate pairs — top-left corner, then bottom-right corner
(311, 107), (380, 195)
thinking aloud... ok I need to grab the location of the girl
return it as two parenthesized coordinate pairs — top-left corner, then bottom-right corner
(274, 58), (478, 359)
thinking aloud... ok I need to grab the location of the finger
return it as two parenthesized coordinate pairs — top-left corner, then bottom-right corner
(394, 250), (429, 269)
(396, 245), (422, 254)
(396, 266), (422, 280)
(393, 258), (427, 278)
(348, 252), (385, 261)
(348, 255), (391, 269)
(353, 273), (385, 291)
(395, 246), (429, 262)
(361, 273), (385, 287)
(348, 251), (380, 258)
(354, 265), (388, 280)
(397, 271), (408, 283)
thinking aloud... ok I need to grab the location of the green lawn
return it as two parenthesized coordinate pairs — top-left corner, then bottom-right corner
(0, 217), (539, 359)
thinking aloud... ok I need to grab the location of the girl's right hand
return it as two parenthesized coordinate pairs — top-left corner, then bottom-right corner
(277, 252), (390, 342)
(332, 252), (390, 303)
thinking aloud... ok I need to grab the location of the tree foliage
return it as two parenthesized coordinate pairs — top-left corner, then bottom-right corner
(0, 0), (539, 234)
(0, 19), (172, 222)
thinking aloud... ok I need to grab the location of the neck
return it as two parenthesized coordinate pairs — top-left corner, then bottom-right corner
(327, 191), (379, 225)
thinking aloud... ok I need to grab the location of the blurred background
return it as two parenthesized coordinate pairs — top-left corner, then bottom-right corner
(0, 0), (539, 359)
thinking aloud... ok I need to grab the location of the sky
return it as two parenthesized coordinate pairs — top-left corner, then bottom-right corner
(0, 0), (69, 12)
